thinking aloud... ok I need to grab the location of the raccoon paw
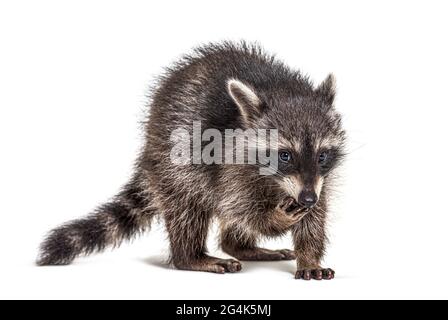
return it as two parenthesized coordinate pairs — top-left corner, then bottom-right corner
(174, 256), (242, 274)
(295, 268), (335, 280)
(279, 197), (298, 213)
(226, 247), (296, 261)
(274, 197), (310, 229)
(279, 197), (309, 215)
(276, 249), (297, 260)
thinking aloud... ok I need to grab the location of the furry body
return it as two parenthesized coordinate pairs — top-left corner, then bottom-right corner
(38, 42), (345, 279)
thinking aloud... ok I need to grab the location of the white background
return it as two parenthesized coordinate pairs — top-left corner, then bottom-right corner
(1, 0), (447, 300)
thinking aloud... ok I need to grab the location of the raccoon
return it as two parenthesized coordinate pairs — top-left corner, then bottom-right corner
(37, 42), (345, 280)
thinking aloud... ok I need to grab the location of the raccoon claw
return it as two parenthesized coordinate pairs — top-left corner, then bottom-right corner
(321, 268), (335, 279)
(175, 256), (242, 274)
(280, 197), (297, 212)
(216, 258), (242, 273)
(206, 258), (242, 274)
(174, 256), (242, 273)
(277, 249), (296, 260)
(275, 197), (309, 229)
(292, 209), (309, 221)
(295, 268), (335, 280)
(279, 197), (308, 216)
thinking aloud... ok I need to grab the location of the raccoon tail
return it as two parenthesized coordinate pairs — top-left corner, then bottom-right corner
(36, 179), (156, 266)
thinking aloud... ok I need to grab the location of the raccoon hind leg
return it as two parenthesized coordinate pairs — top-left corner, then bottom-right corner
(220, 225), (296, 261)
(164, 205), (242, 274)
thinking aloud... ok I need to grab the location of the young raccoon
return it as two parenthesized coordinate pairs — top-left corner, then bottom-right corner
(37, 42), (345, 280)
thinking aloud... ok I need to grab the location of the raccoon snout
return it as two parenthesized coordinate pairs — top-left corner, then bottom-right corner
(298, 190), (318, 208)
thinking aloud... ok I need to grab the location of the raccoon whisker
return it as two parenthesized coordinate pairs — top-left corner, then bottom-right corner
(344, 141), (366, 155)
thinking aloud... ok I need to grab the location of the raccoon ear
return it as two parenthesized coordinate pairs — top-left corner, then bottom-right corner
(227, 79), (262, 125)
(316, 73), (336, 105)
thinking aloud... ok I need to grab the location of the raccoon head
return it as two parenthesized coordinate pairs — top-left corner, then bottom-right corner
(227, 75), (345, 208)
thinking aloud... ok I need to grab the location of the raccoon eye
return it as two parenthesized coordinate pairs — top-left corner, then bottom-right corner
(279, 151), (292, 163)
(318, 151), (328, 164)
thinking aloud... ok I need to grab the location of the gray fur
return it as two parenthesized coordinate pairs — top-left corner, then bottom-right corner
(37, 42), (345, 279)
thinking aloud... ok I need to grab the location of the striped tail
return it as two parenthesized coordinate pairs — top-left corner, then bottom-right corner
(37, 182), (156, 266)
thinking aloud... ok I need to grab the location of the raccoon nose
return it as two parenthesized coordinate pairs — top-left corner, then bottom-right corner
(298, 190), (318, 208)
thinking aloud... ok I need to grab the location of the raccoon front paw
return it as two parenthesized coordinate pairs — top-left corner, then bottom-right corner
(295, 268), (335, 280)
(279, 197), (298, 212)
(278, 197), (309, 223)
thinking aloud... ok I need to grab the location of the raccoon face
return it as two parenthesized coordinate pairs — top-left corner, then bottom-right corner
(275, 131), (344, 207)
(227, 75), (345, 207)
